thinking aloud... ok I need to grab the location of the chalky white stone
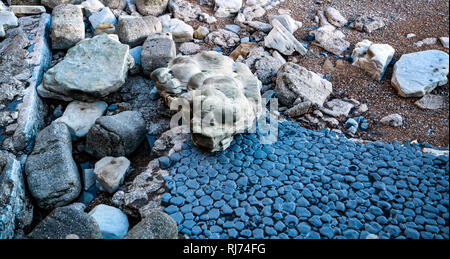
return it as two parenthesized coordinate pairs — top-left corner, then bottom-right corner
(352, 39), (395, 81)
(94, 156), (130, 194)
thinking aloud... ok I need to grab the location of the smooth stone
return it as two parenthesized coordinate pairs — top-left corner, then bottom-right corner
(89, 204), (129, 239)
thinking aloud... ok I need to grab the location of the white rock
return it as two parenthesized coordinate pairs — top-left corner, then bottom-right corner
(0, 23), (4, 38)
(0, 1), (7, 12)
(391, 50), (449, 97)
(79, 0), (105, 17)
(324, 7), (347, 27)
(94, 156), (130, 194)
(422, 148), (449, 157)
(205, 29), (240, 48)
(55, 100), (108, 138)
(160, 15), (193, 42)
(352, 39), (395, 81)
(440, 37), (449, 48)
(8, 5), (46, 16)
(320, 99), (354, 117)
(380, 113), (403, 127)
(0, 11), (19, 30)
(89, 7), (117, 30)
(312, 24), (349, 56)
(264, 19), (307, 56)
(406, 33), (416, 39)
(179, 42), (201, 55)
(414, 94), (446, 110)
(268, 14), (301, 34)
(89, 204), (129, 239)
(214, 0), (242, 18)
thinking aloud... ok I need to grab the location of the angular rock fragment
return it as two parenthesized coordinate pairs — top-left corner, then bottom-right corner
(205, 29), (240, 49)
(179, 42), (201, 55)
(229, 42), (257, 60)
(268, 14), (302, 34)
(100, 0), (126, 10)
(312, 24), (349, 55)
(325, 7), (347, 27)
(141, 32), (176, 75)
(89, 7), (116, 30)
(0, 10), (18, 30)
(320, 99), (354, 117)
(8, 5), (46, 16)
(352, 39), (395, 81)
(41, 0), (83, 9)
(351, 15), (385, 33)
(160, 15), (193, 42)
(439, 37), (449, 49)
(135, 0), (168, 16)
(93, 156), (130, 194)
(51, 4), (84, 50)
(116, 15), (162, 47)
(414, 94), (446, 110)
(124, 211), (178, 239)
(214, 0), (242, 18)
(264, 19), (307, 56)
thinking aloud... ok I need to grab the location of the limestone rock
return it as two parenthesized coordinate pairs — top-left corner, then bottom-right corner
(205, 29), (240, 49)
(414, 94), (446, 110)
(135, 0), (168, 16)
(179, 42), (201, 55)
(0, 11), (18, 30)
(89, 7), (117, 30)
(351, 15), (385, 33)
(325, 7), (347, 27)
(276, 62), (332, 110)
(116, 15), (162, 47)
(55, 100), (108, 138)
(160, 15), (193, 42)
(312, 24), (349, 55)
(380, 113), (403, 127)
(41, 0), (83, 9)
(89, 204), (129, 239)
(268, 14), (301, 34)
(100, 0), (126, 10)
(94, 156), (130, 194)
(24, 122), (81, 210)
(141, 32), (176, 75)
(264, 19), (307, 56)
(214, 0), (242, 18)
(8, 5), (46, 16)
(39, 34), (133, 101)
(391, 50), (449, 97)
(124, 211), (178, 239)
(86, 111), (147, 158)
(440, 37), (449, 48)
(320, 99), (354, 117)
(168, 0), (200, 22)
(352, 39), (395, 81)
(51, 4), (85, 50)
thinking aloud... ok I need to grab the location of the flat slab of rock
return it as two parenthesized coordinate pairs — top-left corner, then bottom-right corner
(352, 39), (395, 81)
(391, 50), (449, 97)
(55, 100), (107, 138)
(116, 15), (161, 47)
(24, 122), (81, 209)
(39, 34), (133, 101)
(94, 156), (130, 194)
(414, 94), (446, 110)
(8, 5), (46, 16)
(214, 0), (242, 18)
(321, 99), (355, 117)
(51, 4), (84, 50)
(124, 211), (178, 239)
(264, 19), (306, 56)
(89, 204), (129, 239)
(312, 24), (350, 56)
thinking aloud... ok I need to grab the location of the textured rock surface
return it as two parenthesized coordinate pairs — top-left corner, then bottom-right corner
(160, 15), (193, 42)
(86, 111), (147, 158)
(41, 0), (83, 9)
(24, 122), (81, 209)
(264, 19), (306, 56)
(89, 204), (129, 239)
(116, 15), (161, 47)
(414, 95), (446, 110)
(135, 0), (168, 16)
(351, 15), (385, 33)
(88, 7), (116, 30)
(100, 0), (126, 10)
(39, 34), (133, 101)
(352, 39), (395, 81)
(380, 113), (403, 127)
(94, 156), (130, 194)
(28, 203), (102, 239)
(51, 4), (84, 50)
(141, 33), (176, 75)
(205, 29), (240, 49)
(391, 50), (449, 97)
(0, 10), (18, 29)
(312, 24), (350, 56)
(214, 0), (242, 18)
(168, 0), (200, 22)
(8, 5), (46, 16)
(324, 7), (347, 27)
(124, 211), (178, 239)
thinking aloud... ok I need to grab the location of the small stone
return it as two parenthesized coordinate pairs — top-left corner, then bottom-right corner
(324, 7), (347, 27)
(93, 156), (130, 193)
(89, 7), (117, 30)
(380, 113), (403, 127)
(135, 0), (168, 16)
(89, 204), (129, 239)
(51, 4), (85, 50)
(351, 15), (385, 33)
(179, 42), (202, 55)
(264, 19), (307, 55)
(193, 26), (209, 40)
(415, 94), (446, 110)
(8, 5), (46, 16)
(312, 24), (349, 56)
(124, 211), (178, 239)
(160, 15), (193, 43)
(439, 37), (449, 48)
(214, 0), (242, 18)
(205, 29), (240, 49)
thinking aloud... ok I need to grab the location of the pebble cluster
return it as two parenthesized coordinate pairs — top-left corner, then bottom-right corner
(162, 121), (449, 239)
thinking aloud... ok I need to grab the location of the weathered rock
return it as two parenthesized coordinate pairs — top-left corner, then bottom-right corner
(235, 4), (265, 23)
(93, 156), (130, 194)
(254, 54), (284, 85)
(141, 32), (176, 75)
(193, 26), (208, 39)
(39, 34), (133, 101)
(439, 37), (449, 49)
(276, 62), (332, 110)
(352, 39), (395, 81)
(152, 125), (189, 157)
(229, 42), (257, 60)
(0, 10), (18, 30)
(179, 42), (201, 55)
(264, 19), (307, 56)
(160, 15), (193, 42)
(89, 7), (117, 30)
(284, 101), (312, 117)
(55, 100), (108, 138)
(380, 113), (403, 127)
(135, 0), (168, 16)
(205, 29), (240, 49)
(391, 50), (449, 97)
(0, 152), (33, 239)
(312, 24), (349, 55)
(214, 0), (241, 18)
(24, 122), (81, 210)
(8, 5), (46, 16)
(124, 211), (178, 239)
(351, 15), (385, 33)
(198, 12), (216, 24)
(100, 0), (126, 9)
(414, 94), (446, 110)
(324, 7), (347, 27)
(244, 20), (272, 33)
(27, 203), (102, 239)
(168, 0), (200, 22)
(89, 204), (129, 239)
(151, 51), (262, 152)
(41, 0), (83, 9)
(116, 15), (162, 47)
(320, 99), (354, 117)
(79, 0), (104, 17)
(86, 111), (147, 158)
(268, 14), (301, 34)
(51, 4), (84, 50)
(94, 21), (115, 34)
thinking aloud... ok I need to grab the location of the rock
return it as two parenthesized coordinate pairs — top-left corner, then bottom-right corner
(0, 152), (33, 239)
(254, 54), (284, 85)
(152, 125), (189, 157)
(235, 4), (265, 23)
(51, 4), (85, 50)
(264, 19), (307, 56)
(39, 34), (133, 101)
(214, 0), (242, 18)
(193, 25), (208, 40)
(351, 15), (385, 33)
(323, 116), (339, 127)
(79, 0), (105, 17)
(414, 94), (446, 110)
(380, 113), (403, 127)
(244, 20), (272, 33)
(268, 14), (301, 34)
(41, 0), (83, 9)
(324, 7), (347, 27)
(89, 204), (129, 239)
(406, 33), (416, 39)
(312, 24), (350, 56)
(55, 100), (108, 138)
(135, 0), (168, 16)
(229, 42), (257, 60)
(205, 29), (240, 49)
(24, 122), (81, 210)
(439, 37), (449, 48)
(93, 156), (130, 194)
(8, 5), (46, 16)
(160, 15), (193, 42)
(320, 99), (354, 117)
(86, 111), (147, 158)
(0, 24), (4, 38)
(179, 42), (201, 55)
(352, 39), (395, 81)
(198, 12), (216, 24)
(391, 50), (449, 97)
(0, 11), (18, 30)
(124, 211), (178, 239)
(422, 148), (449, 157)
(151, 51), (262, 152)
(27, 203), (102, 239)
(276, 62), (332, 110)
(94, 21), (115, 34)
(141, 32), (176, 75)
(82, 168), (95, 191)
(284, 101), (312, 117)
(116, 15), (162, 47)
(100, 0), (126, 10)
(89, 7), (117, 30)
(168, 0), (200, 22)
(0, 1), (6, 12)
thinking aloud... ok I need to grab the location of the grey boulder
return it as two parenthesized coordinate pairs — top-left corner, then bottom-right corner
(141, 32), (176, 75)
(135, 0), (168, 16)
(116, 15), (162, 47)
(51, 4), (85, 50)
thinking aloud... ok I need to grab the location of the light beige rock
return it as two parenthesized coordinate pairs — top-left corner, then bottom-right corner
(352, 39), (395, 81)
(8, 5), (46, 16)
(324, 7), (347, 27)
(312, 24), (349, 55)
(51, 4), (85, 50)
(94, 156), (130, 194)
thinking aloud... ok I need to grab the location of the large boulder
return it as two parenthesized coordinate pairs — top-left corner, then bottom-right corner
(124, 211), (178, 239)
(352, 39), (395, 81)
(141, 32), (176, 75)
(51, 4), (85, 50)
(116, 15), (162, 48)
(312, 24), (350, 55)
(89, 204), (129, 239)
(38, 34), (133, 101)
(27, 203), (102, 239)
(24, 122), (81, 210)
(276, 62), (332, 111)
(391, 50), (449, 97)
(85, 111), (147, 158)
(151, 51), (262, 152)
(135, 0), (168, 16)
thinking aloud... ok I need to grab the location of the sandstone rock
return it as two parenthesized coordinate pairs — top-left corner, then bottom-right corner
(160, 15), (193, 42)
(116, 15), (162, 47)
(8, 5), (46, 16)
(94, 156), (130, 193)
(27, 203), (102, 239)
(89, 7), (117, 30)
(352, 39), (395, 81)
(264, 19), (307, 56)
(41, 0), (83, 9)
(100, 0), (126, 9)
(391, 50), (449, 97)
(24, 122), (81, 210)
(168, 0), (200, 22)
(86, 111), (147, 158)
(39, 34), (133, 101)
(276, 62), (332, 110)
(135, 0), (168, 16)
(205, 29), (240, 49)
(214, 0), (241, 18)
(440, 37), (449, 48)
(0, 11), (18, 30)
(380, 113), (403, 127)
(89, 204), (129, 239)
(141, 32), (176, 75)
(55, 100), (108, 138)
(414, 94), (446, 110)
(351, 15), (385, 33)
(179, 42), (201, 55)
(312, 24), (349, 55)
(325, 7), (347, 27)
(320, 99), (354, 117)
(124, 211), (178, 239)
(51, 4), (85, 50)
